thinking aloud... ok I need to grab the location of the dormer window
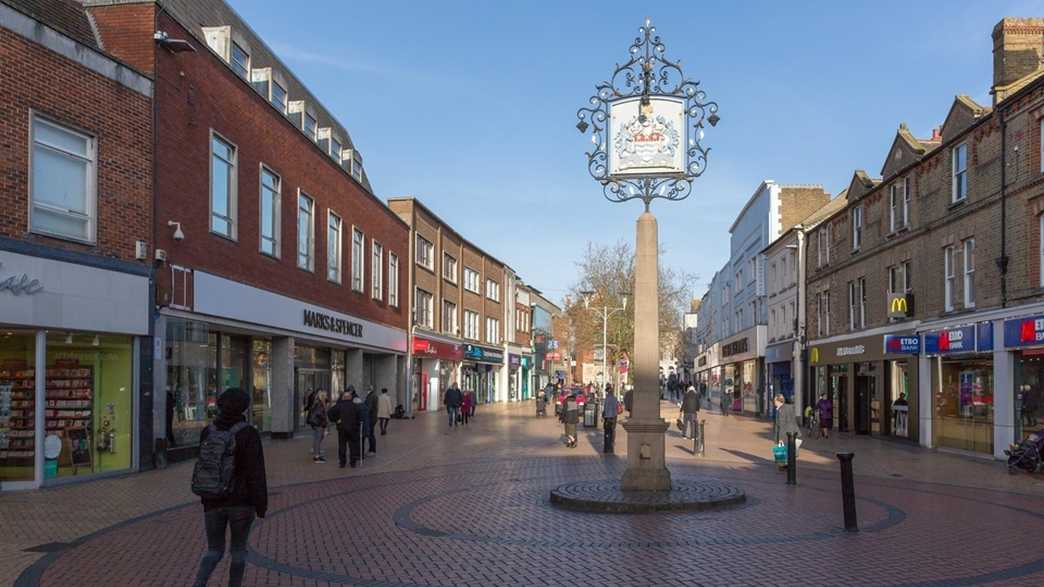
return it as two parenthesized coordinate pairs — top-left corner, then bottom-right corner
(270, 81), (287, 114)
(230, 42), (249, 78)
(304, 113), (317, 141)
(330, 138), (342, 162)
(347, 149), (364, 182)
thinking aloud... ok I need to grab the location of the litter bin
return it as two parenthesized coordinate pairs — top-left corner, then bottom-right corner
(583, 401), (597, 428)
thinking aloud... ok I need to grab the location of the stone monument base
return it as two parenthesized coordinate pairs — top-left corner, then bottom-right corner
(549, 477), (746, 514)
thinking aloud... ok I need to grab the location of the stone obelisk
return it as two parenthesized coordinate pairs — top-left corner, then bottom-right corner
(620, 209), (671, 491)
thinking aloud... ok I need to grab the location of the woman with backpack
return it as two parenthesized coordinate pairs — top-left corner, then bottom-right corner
(307, 390), (329, 463)
(191, 388), (268, 587)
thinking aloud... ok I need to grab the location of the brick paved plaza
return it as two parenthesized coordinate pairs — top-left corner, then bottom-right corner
(5, 401), (1044, 586)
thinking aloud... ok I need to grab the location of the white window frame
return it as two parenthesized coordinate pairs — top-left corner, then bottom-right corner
(372, 240), (384, 300)
(352, 227), (364, 292)
(29, 114), (97, 244)
(464, 310), (479, 340)
(848, 281), (857, 331)
(858, 277), (866, 328)
(258, 164), (281, 257)
(415, 288), (433, 328)
(443, 253), (458, 283)
(209, 130), (238, 240)
(464, 267), (480, 293)
(326, 210), (342, 283)
(944, 245), (956, 311)
(388, 253), (399, 307)
(230, 41), (250, 79)
(963, 238), (975, 308)
(416, 235), (434, 271)
(889, 179), (909, 233)
(952, 143), (968, 203)
(486, 317), (500, 344)
(296, 191), (314, 271)
(486, 278), (500, 302)
(443, 300), (457, 335)
(851, 206), (863, 250)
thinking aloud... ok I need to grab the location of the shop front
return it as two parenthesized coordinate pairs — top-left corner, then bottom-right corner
(411, 334), (464, 413)
(507, 353), (521, 401)
(0, 249), (149, 491)
(463, 344), (503, 404)
(1005, 315), (1044, 446)
(924, 323), (994, 455)
(807, 332), (920, 439)
(719, 327), (765, 416)
(695, 343), (720, 408)
(158, 270), (407, 458)
(765, 340), (794, 405)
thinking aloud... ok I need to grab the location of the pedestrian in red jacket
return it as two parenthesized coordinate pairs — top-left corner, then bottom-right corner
(461, 391), (473, 426)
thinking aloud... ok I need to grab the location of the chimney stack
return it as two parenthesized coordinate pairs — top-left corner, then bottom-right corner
(992, 17), (1044, 104)
(931, 127), (941, 141)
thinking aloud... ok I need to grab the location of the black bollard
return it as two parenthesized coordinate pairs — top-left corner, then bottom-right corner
(837, 452), (858, 532)
(786, 432), (797, 485)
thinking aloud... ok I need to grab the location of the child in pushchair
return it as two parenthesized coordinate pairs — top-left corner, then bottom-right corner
(1006, 430), (1044, 474)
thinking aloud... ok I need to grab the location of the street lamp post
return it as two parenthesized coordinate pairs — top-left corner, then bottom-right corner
(581, 291), (629, 395)
(577, 17), (718, 492)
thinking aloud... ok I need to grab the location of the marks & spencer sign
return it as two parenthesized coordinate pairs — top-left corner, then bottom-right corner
(304, 309), (363, 338)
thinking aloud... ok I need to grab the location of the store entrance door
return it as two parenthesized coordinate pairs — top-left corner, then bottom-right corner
(855, 374), (871, 435)
(294, 368), (330, 432)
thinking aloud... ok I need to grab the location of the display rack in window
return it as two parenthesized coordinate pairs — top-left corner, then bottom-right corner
(0, 364), (94, 467)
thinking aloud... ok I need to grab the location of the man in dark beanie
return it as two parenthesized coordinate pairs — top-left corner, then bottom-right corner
(327, 386), (364, 468)
(192, 388), (268, 587)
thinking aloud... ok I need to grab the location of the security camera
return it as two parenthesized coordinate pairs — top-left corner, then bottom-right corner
(168, 220), (185, 241)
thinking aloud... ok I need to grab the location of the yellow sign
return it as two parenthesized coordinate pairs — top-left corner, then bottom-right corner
(810, 347), (820, 364)
(888, 293), (909, 318)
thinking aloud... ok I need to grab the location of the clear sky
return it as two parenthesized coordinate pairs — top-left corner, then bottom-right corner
(229, 0), (1040, 304)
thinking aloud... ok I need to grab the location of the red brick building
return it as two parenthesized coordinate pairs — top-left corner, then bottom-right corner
(0, 0), (154, 489)
(85, 0), (409, 457)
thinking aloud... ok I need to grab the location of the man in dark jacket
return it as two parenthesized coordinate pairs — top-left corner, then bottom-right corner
(623, 386), (634, 416)
(364, 387), (379, 454)
(328, 387), (363, 468)
(681, 385), (700, 439)
(192, 388), (267, 587)
(444, 381), (463, 429)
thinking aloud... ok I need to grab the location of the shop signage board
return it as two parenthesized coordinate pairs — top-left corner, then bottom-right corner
(464, 344), (504, 364)
(412, 336), (464, 361)
(722, 337), (749, 358)
(977, 321), (994, 352)
(1004, 316), (1044, 349)
(924, 326), (976, 354)
(887, 293), (913, 319)
(884, 335), (920, 354)
(546, 352), (561, 361)
(509, 354), (522, 368)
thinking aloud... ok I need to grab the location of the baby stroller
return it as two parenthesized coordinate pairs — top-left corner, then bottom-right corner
(1005, 430), (1044, 474)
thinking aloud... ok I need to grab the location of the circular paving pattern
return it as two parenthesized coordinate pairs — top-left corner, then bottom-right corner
(549, 477), (746, 512)
(17, 456), (1044, 586)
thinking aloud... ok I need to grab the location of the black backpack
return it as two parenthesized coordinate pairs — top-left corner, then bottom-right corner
(191, 422), (248, 499)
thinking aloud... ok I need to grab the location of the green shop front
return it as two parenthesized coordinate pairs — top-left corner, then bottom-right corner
(0, 249), (149, 491)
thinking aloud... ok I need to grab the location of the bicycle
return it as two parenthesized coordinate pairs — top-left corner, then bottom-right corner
(805, 412), (821, 440)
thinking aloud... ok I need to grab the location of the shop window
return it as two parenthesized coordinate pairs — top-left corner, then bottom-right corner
(210, 132), (237, 239)
(30, 116), (96, 243)
(0, 331), (37, 483)
(934, 356), (993, 455)
(167, 319), (219, 447)
(1016, 351), (1044, 442)
(44, 332), (132, 479)
(251, 340), (271, 433)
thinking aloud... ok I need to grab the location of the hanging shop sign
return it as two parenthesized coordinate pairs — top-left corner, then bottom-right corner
(608, 96), (686, 177)
(1004, 316), (1044, 348)
(887, 293), (914, 319)
(924, 326), (976, 354)
(464, 344), (504, 364)
(884, 335), (920, 355)
(509, 354), (522, 368)
(412, 336), (464, 361)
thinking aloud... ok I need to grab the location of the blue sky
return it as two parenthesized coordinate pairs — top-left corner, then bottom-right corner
(230, 0), (1040, 304)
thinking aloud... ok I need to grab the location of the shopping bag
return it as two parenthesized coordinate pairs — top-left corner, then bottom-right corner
(772, 442), (787, 466)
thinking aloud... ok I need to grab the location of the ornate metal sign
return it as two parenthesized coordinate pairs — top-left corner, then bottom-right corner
(577, 18), (718, 208)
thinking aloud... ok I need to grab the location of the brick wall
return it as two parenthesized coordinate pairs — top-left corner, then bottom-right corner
(0, 26), (152, 264)
(87, 2), (156, 75)
(150, 11), (406, 330)
(779, 186), (830, 233)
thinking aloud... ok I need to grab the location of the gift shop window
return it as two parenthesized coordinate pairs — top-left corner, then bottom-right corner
(0, 331), (37, 485)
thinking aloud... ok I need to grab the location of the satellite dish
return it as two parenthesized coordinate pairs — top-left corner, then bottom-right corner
(44, 434), (62, 460)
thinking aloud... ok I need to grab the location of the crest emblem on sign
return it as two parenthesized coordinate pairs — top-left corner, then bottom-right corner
(613, 114), (680, 171)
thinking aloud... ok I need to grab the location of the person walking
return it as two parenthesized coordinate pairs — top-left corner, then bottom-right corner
(364, 387), (378, 454)
(681, 385), (700, 440)
(773, 394), (801, 466)
(191, 388), (268, 587)
(307, 390), (329, 463)
(377, 388), (393, 435)
(444, 380), (463, 430)
(328, 388), (363, 468)
(461, 389), (473, 426)
(602, 384), (620, 453)
(563, 392), (579, 448)
(816, 392), (834, 439)
(623, 385), (634, 417)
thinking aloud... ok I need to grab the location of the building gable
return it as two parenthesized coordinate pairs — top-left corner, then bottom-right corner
(940, 95), (989, 144)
